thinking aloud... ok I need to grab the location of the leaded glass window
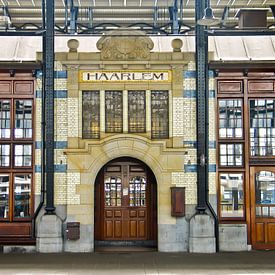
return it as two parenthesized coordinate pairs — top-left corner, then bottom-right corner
(219, 99), (243, 138)
(219, 143), (243, 166)
(14, 100), (33, 139)
(105, 91), (123, 133)
(220, 173), (244, 218)
(128, 91), (146, 133)
(151, 90), (169, 139)
(0, 100), (11, 139)
(250, 99), (275, 156)
(82, 91), (100, 139)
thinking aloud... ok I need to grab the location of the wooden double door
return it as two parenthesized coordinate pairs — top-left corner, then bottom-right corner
(250, 167), (275, 249)
(95, 158), (157, 242)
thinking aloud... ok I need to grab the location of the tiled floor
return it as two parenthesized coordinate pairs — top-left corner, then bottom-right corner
(0, 250), (275, 274)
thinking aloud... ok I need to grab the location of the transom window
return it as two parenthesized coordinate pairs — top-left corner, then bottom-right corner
(82, 90), (169, 139)
(250, 99), (275, 157)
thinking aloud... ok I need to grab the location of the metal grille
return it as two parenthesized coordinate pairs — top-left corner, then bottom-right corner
(250, 99), (275, 156)
(82, 91), (100, 139)
(151, 90), (169, 139)
(128, 91), (146, 133)
(105, 91), (123, 133)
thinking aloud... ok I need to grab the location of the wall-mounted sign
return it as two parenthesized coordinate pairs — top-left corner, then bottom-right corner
(79, 70), (171, 83)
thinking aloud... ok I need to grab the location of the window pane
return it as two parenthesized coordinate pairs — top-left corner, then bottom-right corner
(82, 91), (100, 139)
(129, 176), (146, 207)
(250, 99), (275, 156)
(220, 173), (244, 218)
(0, 100), (11, 138)
(0, 174), (9, 219)
(218, 99), (243, 138)
(0, 144), (10, 167)
(14, 144), (32, 167)
(128, 91), (146, 133)
(14, 100), (33, 139)
(219, 143), (243, 167)
(151, 90), (169, 139)
(105, 91), (123, 133)
(14, 174), (31, 218)
(104, 176), (122, 207)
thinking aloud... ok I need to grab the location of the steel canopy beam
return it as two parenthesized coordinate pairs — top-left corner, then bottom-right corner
(195, 0), (208, 213)
(44, 0), (55, 214)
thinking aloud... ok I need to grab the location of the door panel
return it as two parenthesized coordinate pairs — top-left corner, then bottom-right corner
(251, 167), (275, 249)
(95, 159), (156, 242)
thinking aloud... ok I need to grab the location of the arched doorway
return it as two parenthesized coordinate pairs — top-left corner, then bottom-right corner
(94, 157), (157, 249)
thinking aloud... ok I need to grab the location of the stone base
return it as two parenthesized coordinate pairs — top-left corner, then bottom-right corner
(219, 224), (248, 251)
(189, 214), (216, 253)
(3, 246), (36, 253)
(64, 224), (94, 252)
(36, 214), (63, 253)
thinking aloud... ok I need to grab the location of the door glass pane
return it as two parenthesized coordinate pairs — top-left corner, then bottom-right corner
(220, 173), (244, 218)
(14, 174), (31, 219)
(255, 171), (275, 204)
(129, 176), (146, 207)
(14, 100), (33, 139)
(0, 100), (11, 138)
(0, 174), (9, 219)
(104, 176), (122, 207)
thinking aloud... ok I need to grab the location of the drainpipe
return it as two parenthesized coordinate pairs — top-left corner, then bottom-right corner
(32, 0), (46, 237)
(195, 0), (219, 251)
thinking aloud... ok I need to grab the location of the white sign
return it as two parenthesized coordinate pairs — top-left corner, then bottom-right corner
(80, 70), (171, 82)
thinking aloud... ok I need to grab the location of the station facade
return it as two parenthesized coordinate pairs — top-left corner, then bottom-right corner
(0, 31), (275, 252)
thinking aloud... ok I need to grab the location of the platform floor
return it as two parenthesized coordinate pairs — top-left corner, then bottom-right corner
(0, 250), (275, 274)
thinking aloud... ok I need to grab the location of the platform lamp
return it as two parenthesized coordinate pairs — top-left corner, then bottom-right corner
(197, 3), (221, 26)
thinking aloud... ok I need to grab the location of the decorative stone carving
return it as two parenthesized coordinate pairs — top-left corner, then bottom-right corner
(96, 29), (154, 60)
(67, 39), (79, 52)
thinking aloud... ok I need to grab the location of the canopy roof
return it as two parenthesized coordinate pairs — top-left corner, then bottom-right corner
(0, 0), (274, 34)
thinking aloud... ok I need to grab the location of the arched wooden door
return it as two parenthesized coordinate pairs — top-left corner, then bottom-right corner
(94, 158), (157, 245)
(250, 167), (275, 249)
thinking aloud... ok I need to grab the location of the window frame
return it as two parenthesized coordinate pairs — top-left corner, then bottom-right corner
(218, 172), (245, 221)
(0, 77), (34, 222)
